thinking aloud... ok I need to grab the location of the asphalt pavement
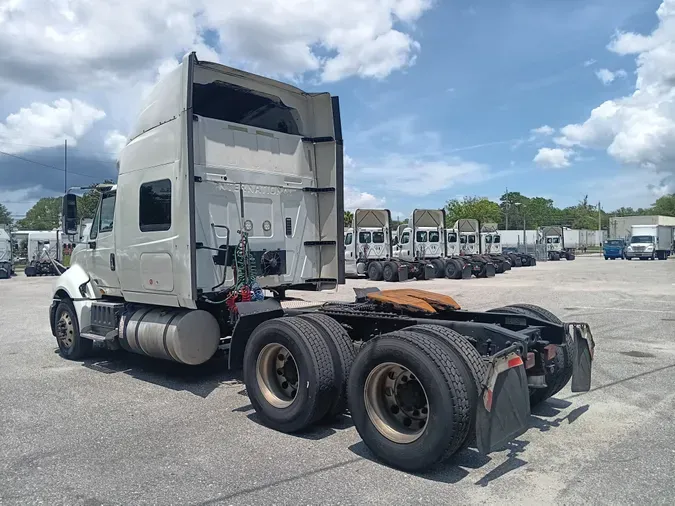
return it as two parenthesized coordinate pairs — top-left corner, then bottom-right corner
(1, 256), (674, 505)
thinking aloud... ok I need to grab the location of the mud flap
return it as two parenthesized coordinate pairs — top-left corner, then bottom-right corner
(484, 263), (496, 277)
(476, 350), (531, 454)
(568, 323), (595, 392)
(423, 264), (435, 280)
(397, 264), (409, 282)
(461, 263), (472, 279)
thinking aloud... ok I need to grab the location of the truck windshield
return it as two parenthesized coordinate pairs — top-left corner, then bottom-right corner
(460, 235), (467, 244)
(485, 235), (492, 243)
(447, 232), (457, 243)
(605, 240), (623, 246)
(416, 231), (428, 242)
(468, 235), (476, 244)
(631, 235), (653, 243)
(358, 232), (371, 243)
(429, 231), (439, 243)
(372, 231), (385, 244)
(493, 235), (500, 244)
(547, 237), (560, 244)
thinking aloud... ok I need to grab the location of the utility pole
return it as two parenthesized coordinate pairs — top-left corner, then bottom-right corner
(504, 186), (509, 230)
(64, 139), (68, 192)
(597, 201), (601, 231)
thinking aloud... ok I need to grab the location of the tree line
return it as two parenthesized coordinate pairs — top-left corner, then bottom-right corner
(343, 191), (675, 229)
(3, 186), (674, 232)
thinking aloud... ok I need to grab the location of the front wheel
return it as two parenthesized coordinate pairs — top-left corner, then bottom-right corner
(54, 300), (92, 360)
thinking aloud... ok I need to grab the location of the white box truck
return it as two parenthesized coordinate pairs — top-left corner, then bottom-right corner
(625, 225), (673, 260)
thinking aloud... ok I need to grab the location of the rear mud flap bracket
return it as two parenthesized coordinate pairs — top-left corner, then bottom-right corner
(476, 347), (531, 454)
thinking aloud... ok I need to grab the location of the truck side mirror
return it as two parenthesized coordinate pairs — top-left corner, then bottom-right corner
(62, 194), (78, 235)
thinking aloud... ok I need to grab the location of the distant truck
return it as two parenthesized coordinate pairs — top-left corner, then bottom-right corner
(602, 239), (626, 260)
(625, 225), (672, 260)
(540, 226), (575, 261)
(0, 228), (13, 279)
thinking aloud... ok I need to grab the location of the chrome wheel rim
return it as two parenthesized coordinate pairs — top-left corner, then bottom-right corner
(56, 311), (75, 349)
(364, 362), (429, 443)
(256, 343), (299, 408)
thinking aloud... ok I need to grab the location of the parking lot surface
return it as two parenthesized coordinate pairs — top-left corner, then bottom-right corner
(1, 256), (675, 505)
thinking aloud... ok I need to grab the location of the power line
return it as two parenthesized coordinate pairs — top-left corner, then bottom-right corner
(0, 139), (119, 157)
(0, 150), (104, 180)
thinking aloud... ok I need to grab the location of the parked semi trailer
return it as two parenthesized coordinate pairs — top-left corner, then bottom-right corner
(626, 224), (672, 260)
(25, 230), (67, 276)
(540, 226), (576, 261)
(345, 209), (434, 281)
(49, 53), (595, 472)
(394, 209), (471, 279)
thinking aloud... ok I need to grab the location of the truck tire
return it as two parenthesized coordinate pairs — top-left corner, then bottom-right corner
(298, 313), (356, 420)
(367, 261), (384, 281)
(412, 325), (486, 449)
(54, 300), (93, 360)
(509, 253), (522, 267)
(382, 261), (399, 282)
(530, 257), (537, 266)
(348, 330), (470, 472)
(487, 304), (574, 406)
(0, 267), (8, 279)
(243, 317), (337, 433)
(568, 253), (575, 261)
(430, 259), (445, 278)
(25, 266), (36, 277)
(444, 259), (460, 279)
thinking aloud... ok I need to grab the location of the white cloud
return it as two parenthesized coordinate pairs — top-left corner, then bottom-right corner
(584, 59), (597, 67)
(104, 130), (127, 157)
(543, 0), (675, 189)
(595, 68), (627, 85)
(530, 125), (555, 136)
(344, 186), (386, 209)
(0, 0), (433, 92)
(0, 99), (105, 154)
(533, 147), (572, 168)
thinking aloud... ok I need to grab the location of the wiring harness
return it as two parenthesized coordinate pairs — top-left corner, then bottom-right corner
(225, 231), (264, 313)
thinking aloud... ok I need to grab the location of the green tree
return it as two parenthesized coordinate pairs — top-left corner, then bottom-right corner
(652, 194), (675, 216)
(0, 202), (12, 227)
(446, 196), (501, 226)
(343, 210), (353, 228)
(16, 197), (62, 230)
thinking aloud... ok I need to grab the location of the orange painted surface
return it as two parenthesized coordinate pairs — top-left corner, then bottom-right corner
(366, 288), (461, 313)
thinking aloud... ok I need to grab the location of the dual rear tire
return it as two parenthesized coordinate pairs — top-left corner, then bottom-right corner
(243, 316), (485, 472)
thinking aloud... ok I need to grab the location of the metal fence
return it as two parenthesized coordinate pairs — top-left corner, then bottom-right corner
(504, 244), (549, 261)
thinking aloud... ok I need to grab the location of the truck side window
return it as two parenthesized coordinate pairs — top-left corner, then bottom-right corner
(90, 201), (101, 240)
(140, 179), (172, 232)
(401, 232), (410, 244)
(344, 233), (353, 246)
(493, 235), (501, 244)
(468, 235), (476, 244)
(99, 193), (116, 233)
(416, 231), (427, 242)
(460, 235), (467, 244)
(448, 232), (457, 243)
(429, 231), (439, 243)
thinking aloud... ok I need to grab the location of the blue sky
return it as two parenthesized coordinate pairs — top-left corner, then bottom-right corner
(0, 0), (673, 219)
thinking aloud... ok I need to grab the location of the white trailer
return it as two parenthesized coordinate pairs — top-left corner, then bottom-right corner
(47, 52), (596, 473)
(625, 224), (673, 260)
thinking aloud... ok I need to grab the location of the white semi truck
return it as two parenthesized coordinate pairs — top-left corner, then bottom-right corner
(0, 228), (13, 279)
(625, 224), (673, 260)
(25, 230), (68, 276)
(49, 52), (595, 473)
(540, 226), (576, 261)
(344, 208), (434, 281)
(394, 209), (471, 279)
(454, 219), (497, 276)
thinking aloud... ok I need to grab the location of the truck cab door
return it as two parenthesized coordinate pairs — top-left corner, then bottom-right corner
(88, 191), (121, 295)
(344, 231), (356, 274)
